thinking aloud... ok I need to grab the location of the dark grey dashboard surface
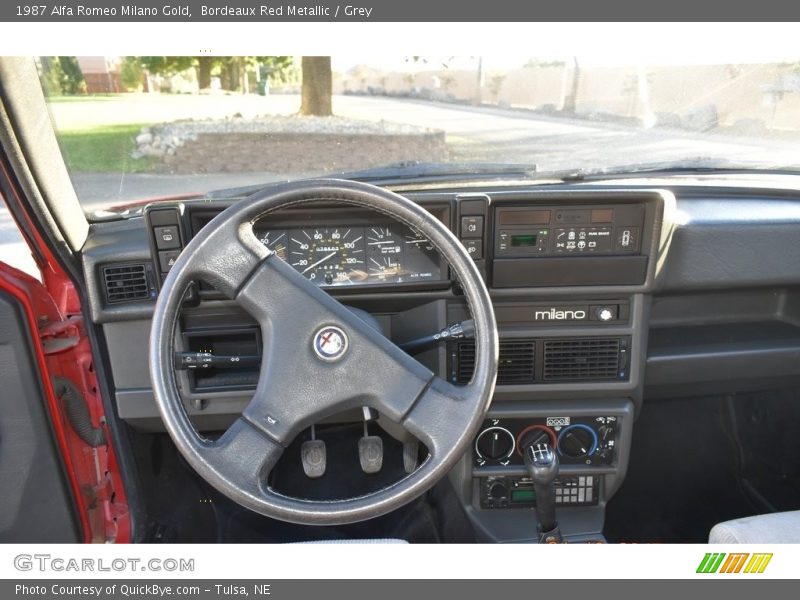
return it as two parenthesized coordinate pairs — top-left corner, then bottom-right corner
(79, 180), (800, 428)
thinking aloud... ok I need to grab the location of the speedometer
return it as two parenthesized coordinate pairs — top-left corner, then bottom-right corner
(289, 227), (367, 286)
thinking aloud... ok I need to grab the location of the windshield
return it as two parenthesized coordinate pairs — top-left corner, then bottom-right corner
(37, 55), (800, 219)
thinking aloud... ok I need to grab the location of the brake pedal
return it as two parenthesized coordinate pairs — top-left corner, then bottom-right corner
(359, 421), (383, 474)
(403, 441), (419, 474)
(301, 425), (326, 479)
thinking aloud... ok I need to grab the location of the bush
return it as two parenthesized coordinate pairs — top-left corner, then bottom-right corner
(38, 57), (85, 96)
(120, 57), (144, 91)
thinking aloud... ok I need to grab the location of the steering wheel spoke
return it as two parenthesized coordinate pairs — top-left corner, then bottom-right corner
(235, 254), (435, 446)
(402, 377), (480, 459)
(198, 418), (284, 497)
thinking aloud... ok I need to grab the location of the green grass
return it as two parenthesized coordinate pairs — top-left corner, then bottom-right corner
(57, 123), (157, 172)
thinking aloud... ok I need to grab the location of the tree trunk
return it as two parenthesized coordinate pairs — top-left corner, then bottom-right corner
(220, 65), (231, 90)
(301, 57), (332, 116)
(197, 57), (212, 90)
(240, 57), (248, 94)
(563, 57), (581, 114)
(228, 60), (240, 92)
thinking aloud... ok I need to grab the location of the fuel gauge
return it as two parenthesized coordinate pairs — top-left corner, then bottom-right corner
(257, 229), (288, 261)
(366, 226), (403, 255)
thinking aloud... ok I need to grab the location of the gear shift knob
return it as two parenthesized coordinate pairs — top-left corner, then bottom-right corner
(525, 443), (559, 484)
(524, 442), (562, 542)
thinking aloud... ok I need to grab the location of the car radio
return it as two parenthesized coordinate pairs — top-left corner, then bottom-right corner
(479, 475), (599, 509)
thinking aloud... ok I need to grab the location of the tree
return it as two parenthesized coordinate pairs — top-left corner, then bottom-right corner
(301, 57), (332, 116)
(488, 74), (506, 103)
(38, 57), (64, 96)
(138, 56), (195, 77)
(58, 57), (85, 94)
(120, 57), (144, 91)
(143, 56), (293, 92)
(38, 57), (85, 96)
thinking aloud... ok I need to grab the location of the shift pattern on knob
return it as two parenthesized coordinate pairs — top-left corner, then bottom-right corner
(524, 442), (560, 487)
(528, 443), (555, 466)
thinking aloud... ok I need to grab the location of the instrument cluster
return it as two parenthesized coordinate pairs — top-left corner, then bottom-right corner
(253, 224), (444, 287)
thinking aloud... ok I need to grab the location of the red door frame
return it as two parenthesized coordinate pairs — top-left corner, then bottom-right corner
(0, 159), (131, 543)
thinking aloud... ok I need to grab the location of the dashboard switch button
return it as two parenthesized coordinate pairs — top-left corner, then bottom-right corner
(154, 226), (180, 250)
(461, 216), (484, 239)
(463, 239), (483, 260)
(158, 250), (181, 272)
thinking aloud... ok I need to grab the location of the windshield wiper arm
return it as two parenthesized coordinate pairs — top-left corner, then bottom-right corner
(334, 161), (538, 182)
(554, 157), (794, 181)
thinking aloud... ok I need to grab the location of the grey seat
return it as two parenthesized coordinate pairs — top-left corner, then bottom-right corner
(709, 511), (800, 543)
(292, 539), (408, 544)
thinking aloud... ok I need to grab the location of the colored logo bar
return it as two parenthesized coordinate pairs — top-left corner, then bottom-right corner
(697, 553), (772, 574)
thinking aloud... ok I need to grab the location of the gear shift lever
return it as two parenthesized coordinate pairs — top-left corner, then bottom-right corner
(524, 442), (563, 543)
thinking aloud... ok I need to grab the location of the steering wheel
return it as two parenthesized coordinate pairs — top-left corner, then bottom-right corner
(149, 179), (498, 525)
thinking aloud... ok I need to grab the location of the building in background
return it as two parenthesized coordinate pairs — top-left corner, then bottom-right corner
(78, 57), (122, 93)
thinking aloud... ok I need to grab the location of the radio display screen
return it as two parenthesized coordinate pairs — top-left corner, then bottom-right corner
(499, 209), (551, 225)
(511, 234), (537, 247)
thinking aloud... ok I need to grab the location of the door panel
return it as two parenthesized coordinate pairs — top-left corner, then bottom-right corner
(0, 290), (81, 542)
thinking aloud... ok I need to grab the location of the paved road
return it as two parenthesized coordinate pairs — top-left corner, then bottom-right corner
(334, 96), (795, 169)
(4, 94), (800, 279)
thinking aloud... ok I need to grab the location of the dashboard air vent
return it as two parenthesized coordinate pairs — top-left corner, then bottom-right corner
(543, 337), (622, 382)
(455, 340), (535, 385)
(102, 263), (150, 304)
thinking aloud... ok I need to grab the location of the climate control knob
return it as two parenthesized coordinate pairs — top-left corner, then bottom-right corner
(557, 424), (599, 459)
(475, 427), (515, 461)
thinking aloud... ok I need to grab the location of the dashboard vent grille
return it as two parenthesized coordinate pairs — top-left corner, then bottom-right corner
(102, 263), (149, 304)
(543, 337), (621, 381)
(456, 340), (535, 385)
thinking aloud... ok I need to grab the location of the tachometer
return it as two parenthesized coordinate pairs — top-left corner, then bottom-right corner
(368, 254), (404, 282)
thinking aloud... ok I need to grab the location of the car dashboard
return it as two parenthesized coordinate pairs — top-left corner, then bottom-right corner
(79, 177), (800, 542)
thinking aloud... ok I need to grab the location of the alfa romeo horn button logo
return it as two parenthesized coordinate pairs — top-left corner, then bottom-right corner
(313, 326), (349, 362)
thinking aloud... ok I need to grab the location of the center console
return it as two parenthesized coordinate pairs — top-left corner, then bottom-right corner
(442, 187), (670, 542)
